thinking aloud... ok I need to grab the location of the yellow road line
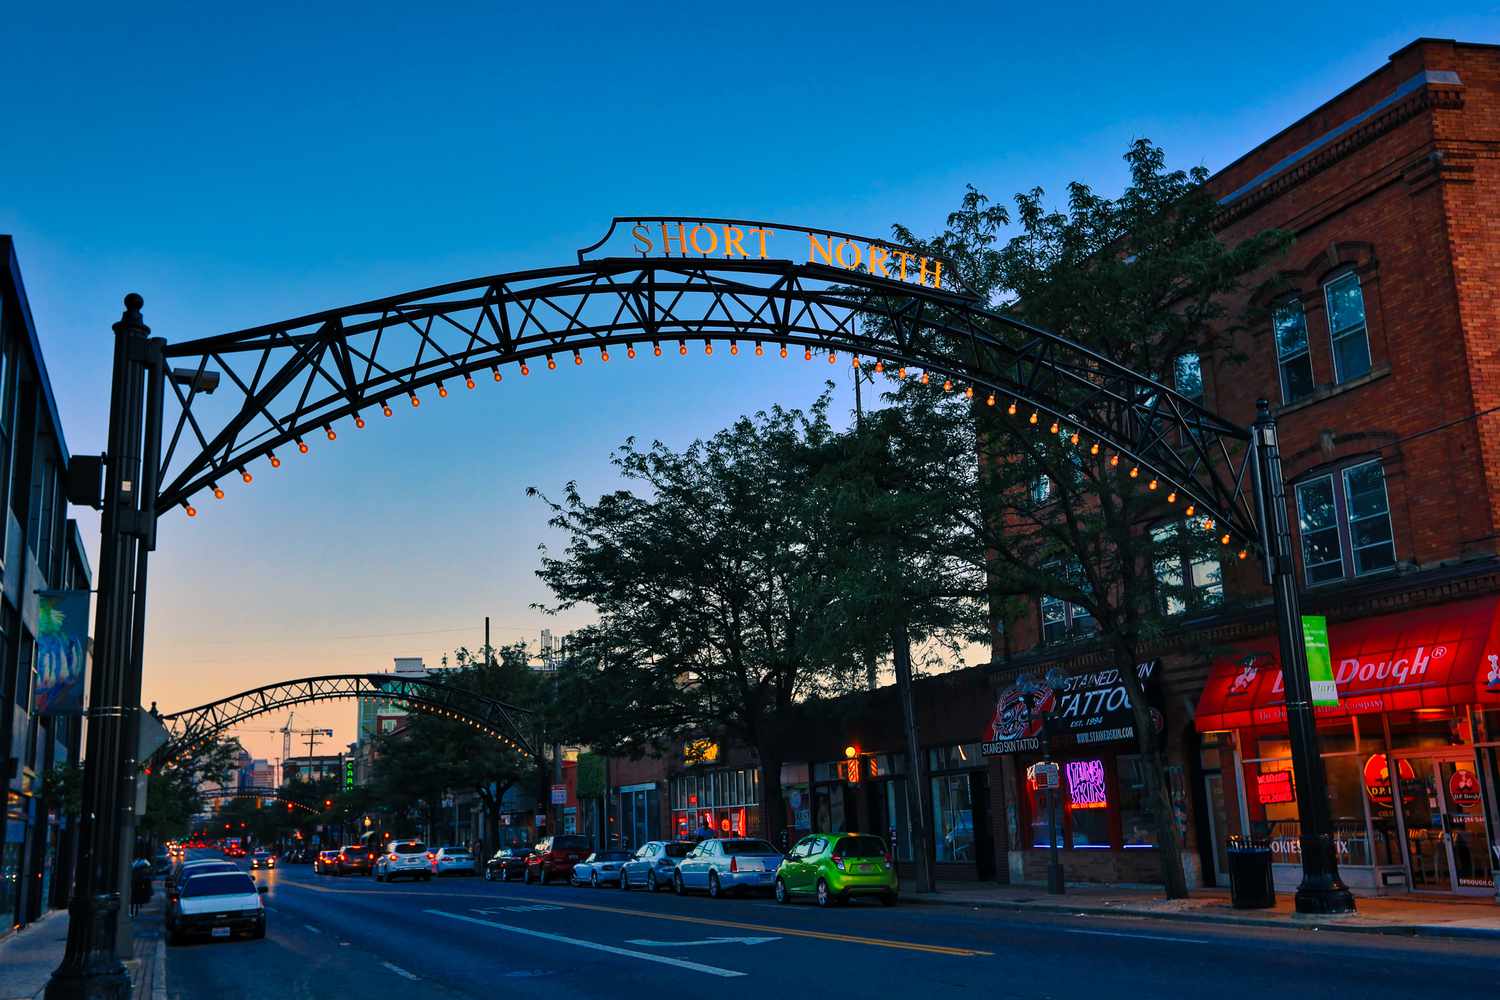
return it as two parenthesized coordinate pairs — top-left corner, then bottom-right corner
(548, 899), (992, 957)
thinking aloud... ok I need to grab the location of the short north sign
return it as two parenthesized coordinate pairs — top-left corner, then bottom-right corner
(578, 216), (957, 292)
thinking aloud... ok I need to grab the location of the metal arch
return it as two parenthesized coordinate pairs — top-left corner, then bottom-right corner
(153, 672), (534, 768)
(153, 254), (1260, 543)
(199, 787), (319, 812)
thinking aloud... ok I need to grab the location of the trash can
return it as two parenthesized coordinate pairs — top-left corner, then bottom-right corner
(1226, 835), (1276, 909)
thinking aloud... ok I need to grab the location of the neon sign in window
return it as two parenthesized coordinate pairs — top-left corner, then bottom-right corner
(1065, 759), (1108, 809)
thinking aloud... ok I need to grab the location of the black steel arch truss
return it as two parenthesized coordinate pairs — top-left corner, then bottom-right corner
(199, 787), (319, 812)
(154, 673), (533, 769)
(156, 256), (1260, 543)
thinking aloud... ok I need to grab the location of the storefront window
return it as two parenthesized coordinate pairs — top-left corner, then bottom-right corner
(1118, 755), (1157, 848)
(670, 768), (759, 841)
(1066, 759), (1111, 849)
(813, 784), (847, 834)
(932, 774), (975, 861)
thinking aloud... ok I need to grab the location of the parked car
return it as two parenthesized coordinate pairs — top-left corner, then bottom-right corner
(774, 833), (897, 907)
(432, 846), (478, 877)
(375, 841), (434, 882)
(314, 850), (341, 874)
(523, 835), (591, 885)
(165, 871), (267, 945)
(165, 859), (239, 901)
(249, 850), (276, 871)
(620, 841), (695, 892)
(673, 838), (784, 898)
(335, 843), (376, 876)
(484, 847), (533, 882)
(571, 850), (632, 887)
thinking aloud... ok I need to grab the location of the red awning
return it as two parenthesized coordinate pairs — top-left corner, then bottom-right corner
(1195, 595), (1500, 731)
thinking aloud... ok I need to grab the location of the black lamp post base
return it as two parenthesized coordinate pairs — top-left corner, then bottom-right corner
(1294, 881), (1356, 915)
(1047, 862), (1065, 895)
(44, 967), (132, 1000)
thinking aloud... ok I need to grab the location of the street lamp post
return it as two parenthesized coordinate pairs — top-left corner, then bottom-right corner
(47, 296), (164, 1000)
(1250, 400), (1354, 914)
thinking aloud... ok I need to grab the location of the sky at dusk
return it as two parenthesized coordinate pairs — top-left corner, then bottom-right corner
(3, 3), (1496, 764)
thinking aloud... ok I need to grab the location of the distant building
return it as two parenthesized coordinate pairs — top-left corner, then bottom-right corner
(356, 657), (427, 742)
(282, 754), (342, 783)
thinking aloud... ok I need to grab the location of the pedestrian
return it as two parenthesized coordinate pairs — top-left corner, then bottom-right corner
(129, 856), (153, 917)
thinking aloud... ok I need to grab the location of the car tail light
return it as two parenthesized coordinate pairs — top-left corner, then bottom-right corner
(427, 852), (436, 860)
(882, 851), (892, 866)
(729, 856), (738, 873)
(339, 853), (346, 861)
(389, 853), (398, 862)
(832, 852), (845, 871)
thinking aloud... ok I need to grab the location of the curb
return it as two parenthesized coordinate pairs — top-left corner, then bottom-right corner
(152, 937), (166, 1000)
(901, 893), (1500, 942)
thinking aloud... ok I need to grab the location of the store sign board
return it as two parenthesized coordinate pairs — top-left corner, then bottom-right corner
(1362, 754), (1421, 810)
(1256, 769), (1295, 805)
(1065, 759), (1108, 808)
(550, 784), (568, 805)
(982, 661), (1161, 756)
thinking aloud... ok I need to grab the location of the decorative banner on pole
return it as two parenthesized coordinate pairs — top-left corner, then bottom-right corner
(35, 590), (90, 716)
(1302, 615), (1339, 707)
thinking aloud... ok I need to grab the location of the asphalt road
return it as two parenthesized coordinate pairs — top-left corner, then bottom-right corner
(163, 850), (1500, 999)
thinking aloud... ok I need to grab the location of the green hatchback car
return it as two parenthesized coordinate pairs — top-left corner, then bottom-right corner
(775, 832), (898, 907)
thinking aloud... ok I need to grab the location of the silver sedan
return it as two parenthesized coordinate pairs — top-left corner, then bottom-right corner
(571, 850), (632, 887)
(673, 838), (785, 898)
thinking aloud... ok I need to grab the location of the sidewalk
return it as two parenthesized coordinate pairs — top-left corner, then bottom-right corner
(0, 895), (165, 1000)
(910, 880), (1500, 940)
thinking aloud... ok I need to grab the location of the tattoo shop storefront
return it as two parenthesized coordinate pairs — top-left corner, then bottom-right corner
(985, 659), (1199, 887)
(1194, 596), (1500, 899)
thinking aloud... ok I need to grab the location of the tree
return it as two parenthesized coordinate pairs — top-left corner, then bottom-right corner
(875, 142), (1289, 896)
(139, 736), (241, 845)
(532, 397), (874, 844)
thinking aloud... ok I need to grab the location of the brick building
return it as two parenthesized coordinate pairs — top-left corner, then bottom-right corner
(593, 39), (1500, 902)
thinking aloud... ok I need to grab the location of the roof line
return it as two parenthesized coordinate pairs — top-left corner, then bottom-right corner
(2, 236), (73, 467)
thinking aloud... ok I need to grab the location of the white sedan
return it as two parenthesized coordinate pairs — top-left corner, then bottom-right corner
(432, 846), (478, 876)
(571, 850), (632, 887)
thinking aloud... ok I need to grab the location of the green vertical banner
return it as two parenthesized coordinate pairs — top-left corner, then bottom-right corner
(1302, 614), (1338, 707)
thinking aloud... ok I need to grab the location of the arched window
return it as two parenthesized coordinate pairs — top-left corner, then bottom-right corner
(1323, 270), (1371, 384)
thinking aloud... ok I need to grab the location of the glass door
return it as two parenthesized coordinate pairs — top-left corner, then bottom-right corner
(1401, 755), (1496, 894)
(1435, 759), (1494, 893)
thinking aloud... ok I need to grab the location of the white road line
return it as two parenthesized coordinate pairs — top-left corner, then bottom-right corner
(382, 962), (420, 981)
(423, 909), (745, 978)
(1063, 928), (1209, 944)
(303, 923), (322, 934)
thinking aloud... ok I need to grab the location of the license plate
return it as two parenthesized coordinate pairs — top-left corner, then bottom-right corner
(211, 927), (231, 938)
(858, 864), (874, 873)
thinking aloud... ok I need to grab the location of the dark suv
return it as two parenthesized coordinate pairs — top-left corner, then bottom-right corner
(523, 835), (590, 885)
(336, 843), (375, 875)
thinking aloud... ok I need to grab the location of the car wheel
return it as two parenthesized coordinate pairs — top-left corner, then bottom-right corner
(708, 872), (721, 899)
(590, 872), (600, 889)
(620, 871), (630, 891)
(880, 891), (898, 907)
(673, 872), (684, 895)
(647, 872), (659, 893)
(816, 879), (832, 908)
(775, 877), (789, 904)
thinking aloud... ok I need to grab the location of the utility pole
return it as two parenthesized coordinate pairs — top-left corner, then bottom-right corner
(891, 627), (935, 894)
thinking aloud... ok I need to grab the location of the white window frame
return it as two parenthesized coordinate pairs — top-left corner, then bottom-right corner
(1323, 270), (1371, 385)
(1294, 459), (1395, 586)
(1273, 299), (1314, 404)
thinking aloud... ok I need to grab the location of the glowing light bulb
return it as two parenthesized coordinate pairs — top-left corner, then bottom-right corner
(1167, 491), (1176, 503)
(986, 393), (996, 407)
(943, 379), (953, 392)
(212, 486), (224, 500)
(1148, 478), (1157, 491)
(754, 343), (764, 356)
(920, 372), (929, 385)
(1049, 421), (1059, 434)
(438, 383), (448, 397)
(805, 348), (813, 361)
(573, 352), (583, 366)
(730, 342), (738, 356)
(1129, 467), (1139, 478)
(492, 366), (502, 382)
(851, 355), (859, 368)
(705, 343), (713, 356)
(679, 342), (688, 356)
(1109, 453), (1118, 467)
(1090, 442), (1100, 455)
(185, 504), (197, 518)
(297, 440), (309, 454)
(898, 366), (907, 379)
(874, 360), (884, 373)
(465, 376), (476, 389)
(780, 346), (788, 358)
(829, 352), (838, 364)
(1238, 549), (1248, 561)
(601, 349), (610, 362)
(964, 385), (973, 398)
(548, 355), (558, 370)
(241, 469), (253, 484)
(627, 346), (637, 359)
(653, 343), (663, 357)
(325, 426), (336, 441)
(1029, 412), (1039, 425)
(270, 453), (282, 468)
(382, 403), (393, 416)
(409, 395), (420, 408)
(1221, 533), (1231, 545)
(520, 363), (530, 376)
(1185, 505), (1196, 517)
(1069, 432), (1079, 446)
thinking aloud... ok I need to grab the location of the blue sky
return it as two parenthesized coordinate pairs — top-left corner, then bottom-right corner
(3, 3), (1495, 762)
